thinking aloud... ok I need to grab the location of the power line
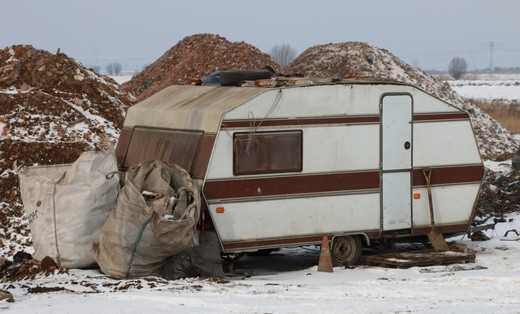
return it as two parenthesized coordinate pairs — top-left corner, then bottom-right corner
(401, 49), (478, 59)
(482, 41), (503, 74)
(495, 48), (520, 53)
(402, 47), (520, 60)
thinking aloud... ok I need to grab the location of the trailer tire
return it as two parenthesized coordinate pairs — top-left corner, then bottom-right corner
(219, 70), (272, 86)
(332, 235), (362, 266)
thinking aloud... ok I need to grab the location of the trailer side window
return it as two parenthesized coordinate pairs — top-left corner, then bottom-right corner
(233, 131), (302, 175)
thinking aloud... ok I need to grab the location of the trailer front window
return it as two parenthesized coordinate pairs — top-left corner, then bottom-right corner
(233, 131), (302, 175)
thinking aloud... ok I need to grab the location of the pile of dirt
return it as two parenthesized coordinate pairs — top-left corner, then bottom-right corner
(0, 252), (66, 282)
(0, 45), (135, 259)
(476, 169), (520, 216)
(124, 33), (281, 100)
(0, 45), (134, 137)
(471, 167), (519, 240)
(285, 42), (519, 160)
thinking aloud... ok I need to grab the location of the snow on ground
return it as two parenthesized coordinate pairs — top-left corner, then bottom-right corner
(450, 84), (520, 100)
(484, 159), (514, 173)
(449, 75), (520, 100)
(109, 75), (132, 85)
(2, 214), (520, 313)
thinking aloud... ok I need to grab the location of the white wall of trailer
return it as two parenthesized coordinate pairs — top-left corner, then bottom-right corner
(408, 89), (459, 113)
(412, 184), (482, 228)
(224, 85), (380, 120)
(208, 193), (380, 242)
(223, 83), (459, 121)
(413, 120), (482, 167)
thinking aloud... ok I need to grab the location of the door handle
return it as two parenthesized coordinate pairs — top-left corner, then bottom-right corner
(404, 141), (411, 150)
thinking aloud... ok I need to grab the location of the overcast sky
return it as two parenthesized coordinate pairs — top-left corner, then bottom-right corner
(2, 0), (519, 73)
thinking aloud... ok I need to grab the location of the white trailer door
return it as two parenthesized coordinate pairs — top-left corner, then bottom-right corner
(381, 95), (412, 231)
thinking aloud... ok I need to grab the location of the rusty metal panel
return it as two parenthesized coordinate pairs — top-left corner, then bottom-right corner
(115, 128), (133, 168)
(192, 134), (216, 179)
(123, 128), (203, 172)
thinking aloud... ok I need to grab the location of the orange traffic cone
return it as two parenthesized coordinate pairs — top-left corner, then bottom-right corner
(317, 235), (333, 272)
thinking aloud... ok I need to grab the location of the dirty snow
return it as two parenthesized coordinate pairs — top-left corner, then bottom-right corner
(484, 159), (514, 173)
(2, 215), (520, 313)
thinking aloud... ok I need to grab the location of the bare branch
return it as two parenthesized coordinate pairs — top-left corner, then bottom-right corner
(448, 57), (468, 80)
(269, 44), (297, 68)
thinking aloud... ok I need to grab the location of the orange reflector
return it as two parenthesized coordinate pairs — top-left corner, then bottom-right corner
(413, 193), (421, 200)
(216, 207), (225, 214)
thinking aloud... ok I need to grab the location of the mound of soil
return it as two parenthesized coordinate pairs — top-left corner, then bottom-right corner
(0, 45), (135, 259)
(0, 45), (134, 134)
(476, 169), (520, 216)
(285, 42), (519, 160)
(0, 252), (66, 282)
(124, 33), (281, 100)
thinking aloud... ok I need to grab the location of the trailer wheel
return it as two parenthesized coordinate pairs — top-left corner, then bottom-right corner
(332, 235), (362, 266)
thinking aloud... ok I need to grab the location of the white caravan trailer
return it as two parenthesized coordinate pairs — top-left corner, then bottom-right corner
(115, 79), (484, 265)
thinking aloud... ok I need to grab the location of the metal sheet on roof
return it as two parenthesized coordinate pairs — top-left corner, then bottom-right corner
(123, 85), (268, 132)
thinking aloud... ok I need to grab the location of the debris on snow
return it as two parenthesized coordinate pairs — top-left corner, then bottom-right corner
(0, 252), (67, 282)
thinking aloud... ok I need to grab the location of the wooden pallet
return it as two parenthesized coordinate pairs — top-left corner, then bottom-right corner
(362, 250), (476, 269)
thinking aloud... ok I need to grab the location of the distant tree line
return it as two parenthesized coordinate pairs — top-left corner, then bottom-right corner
(88, 63), (123, 75)
(425, 57), (520, 78)
(106, 62), (122, 75)
(471, 66), (520, 74)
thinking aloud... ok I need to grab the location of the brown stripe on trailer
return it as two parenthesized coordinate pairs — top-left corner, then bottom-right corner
(203, 170), (380, 201)
(222, 230), (381, 251)
(221, 116), (380, 129)
(220, 112), (469, 129)
(412, 165), (484, 187)
(413, 112), (469, 122)
(411, 223), (471, 237)
(203, 165), (484, 201)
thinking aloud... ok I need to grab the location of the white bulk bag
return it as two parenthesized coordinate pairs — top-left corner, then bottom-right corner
(18, 151), (120, 268)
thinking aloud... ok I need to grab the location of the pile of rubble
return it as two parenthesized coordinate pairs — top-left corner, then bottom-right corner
(0, 45), (135, 258)
(285, 42), (519, 160)
(0, 45), (134, 139)
(0, 252), (66, 282)
(476, 168), (520, 216)
(470, 166), (519, 240)
(123, 33), (281, 100)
